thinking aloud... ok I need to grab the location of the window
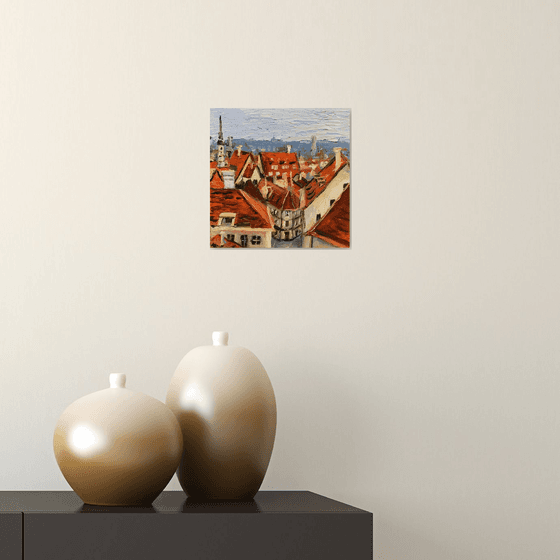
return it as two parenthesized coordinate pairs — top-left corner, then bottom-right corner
(284, 232), (290, 240)
(330, 199), (335, 206)
(316, 214), (321, 221)
(226, 234), (235, 242)
(219, 213), (236, 226)
(240, 235), (248, 247)
(251, 235), (261, 245)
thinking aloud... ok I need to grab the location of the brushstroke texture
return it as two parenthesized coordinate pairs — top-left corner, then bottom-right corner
(210, 108), (350, 142)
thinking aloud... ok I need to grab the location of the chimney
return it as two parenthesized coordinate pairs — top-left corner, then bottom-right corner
(222, 169), (235, 189)
(287, 145), (291, 153)
(333, 147), (342, 171)
(236, 145), (242, 157)
(259, 180), (271, 200)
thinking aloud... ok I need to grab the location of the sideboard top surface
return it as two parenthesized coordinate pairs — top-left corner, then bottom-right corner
(0, 491), (370, 515)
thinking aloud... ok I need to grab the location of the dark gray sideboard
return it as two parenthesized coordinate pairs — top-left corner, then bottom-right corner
(0, 491), (372, 559)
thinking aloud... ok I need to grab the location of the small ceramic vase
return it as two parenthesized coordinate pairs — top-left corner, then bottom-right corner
(166, 332), (277, 500)
(53, 373), (183, 506)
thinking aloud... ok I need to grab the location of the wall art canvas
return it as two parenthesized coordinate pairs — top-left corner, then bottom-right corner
(210, 108), (350, 249)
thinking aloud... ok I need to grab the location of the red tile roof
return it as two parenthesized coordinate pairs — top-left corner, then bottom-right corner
(243, 160), (260, 179)
(307, 186), (350, 248)
(210, 169), (224, 188)
(224, 239), (241, 248)
(259, 152), (300, 177)
(210, 234), (241, 248)
(258, 178), (302, 211)
(210, 161), (218, 169)
(210, 188), (273, 229)
(241, 180), (267, 204)
(305, 154), (349, 204)
(228, 151), (252, 180)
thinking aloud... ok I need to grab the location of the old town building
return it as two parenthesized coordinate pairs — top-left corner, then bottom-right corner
(258, 177), (306, 242)
(210, 187), (274, 248)
(302, 147), (350, 234)
(303, 185), (350, 248)
(257, 148), (301, 185)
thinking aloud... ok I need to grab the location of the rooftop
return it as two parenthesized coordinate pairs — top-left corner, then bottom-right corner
(307, 186), (350, 248)
(210, 188), (273, 229)
(305, 153), (349, 204)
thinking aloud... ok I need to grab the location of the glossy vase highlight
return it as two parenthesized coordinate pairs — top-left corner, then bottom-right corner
(166, 332), (277, 500)
(53, 373), (183, 506)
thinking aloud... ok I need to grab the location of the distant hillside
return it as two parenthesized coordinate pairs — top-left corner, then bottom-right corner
(210, 137), (350, 159)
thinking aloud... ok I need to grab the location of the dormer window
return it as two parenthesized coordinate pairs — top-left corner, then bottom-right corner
(219, 213), (236, 226)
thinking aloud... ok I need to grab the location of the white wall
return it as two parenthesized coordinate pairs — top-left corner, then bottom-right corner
(1, 1), (559, 558)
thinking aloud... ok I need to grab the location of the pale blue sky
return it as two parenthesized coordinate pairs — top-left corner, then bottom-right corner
(210, 108), (350, 142)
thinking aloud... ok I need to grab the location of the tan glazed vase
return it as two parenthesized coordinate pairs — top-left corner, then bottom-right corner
(166, 332), (277, 500)
(53, 373), (183, 506)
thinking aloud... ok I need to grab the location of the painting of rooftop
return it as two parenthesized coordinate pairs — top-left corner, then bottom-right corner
(210, 108), (350, 249)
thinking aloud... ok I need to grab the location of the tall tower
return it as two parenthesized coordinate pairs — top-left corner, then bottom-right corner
(311, 135), (317, 157)
(217, 116), (227, 168)
(226, 136), (234, 158)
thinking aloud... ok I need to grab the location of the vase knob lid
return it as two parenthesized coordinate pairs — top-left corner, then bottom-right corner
(212, 332), (229, 346)
(109, 373), (126, 388)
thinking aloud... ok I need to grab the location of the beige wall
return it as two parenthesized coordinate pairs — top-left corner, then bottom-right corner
(1, 1), (559, 558)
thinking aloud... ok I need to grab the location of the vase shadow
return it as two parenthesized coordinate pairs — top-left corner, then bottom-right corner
(182, 498), (260, 513)
(79, 503), (156, 513)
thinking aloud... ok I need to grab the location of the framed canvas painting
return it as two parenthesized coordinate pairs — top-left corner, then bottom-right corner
(210, 108), (350, 249)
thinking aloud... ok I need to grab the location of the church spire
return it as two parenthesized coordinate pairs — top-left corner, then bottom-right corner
(218, 116), (224, 145)
(217, 115), (227, 168)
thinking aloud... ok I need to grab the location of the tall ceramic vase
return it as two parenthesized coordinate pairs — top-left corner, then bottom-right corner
(166, 332), (277, 500)
(53, 373), (183, 506)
